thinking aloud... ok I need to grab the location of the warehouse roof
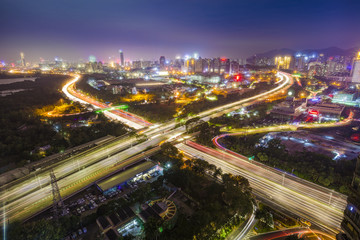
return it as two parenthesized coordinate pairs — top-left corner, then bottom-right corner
(97, 161), (155, 192)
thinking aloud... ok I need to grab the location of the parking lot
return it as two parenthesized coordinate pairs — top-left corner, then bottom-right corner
(32, 162), (163, 239)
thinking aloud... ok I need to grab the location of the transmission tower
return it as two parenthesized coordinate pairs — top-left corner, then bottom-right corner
(50, 170), (66, 221)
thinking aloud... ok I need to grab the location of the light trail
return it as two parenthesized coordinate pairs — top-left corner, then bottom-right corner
(104, 111), (144, 129)
(61, 75), (90, 106)
(210, 111), (353, 208)
(0, 72), (293, 225)
(235, 205), (257, 240)
(62, 74), (151, 129)
(176, 141), (346, 236)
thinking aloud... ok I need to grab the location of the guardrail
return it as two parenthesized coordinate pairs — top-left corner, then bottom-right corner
(186, 140), (347, 208)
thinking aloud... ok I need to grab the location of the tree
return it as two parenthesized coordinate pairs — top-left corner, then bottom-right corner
(193, 158), (211, 176)
(255, 209), (274, 228)
(195, 122), (220, 146)
(8, 219), (63, 240)
(144, 217), (163, 240)
(257, 152), (268, 162)
(285, 234), (305, 240)
(222, 173), (250, 192)
(185, 117), (200, 130)
(160, 142), (179, 157)
(213, 167), (222, 178)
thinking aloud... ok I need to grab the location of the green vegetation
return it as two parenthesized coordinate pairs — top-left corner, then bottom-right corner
(209, 101), (280, 129)
(5, 143), (253, 240)
(76, 75), (275, 123)
(76, 75), (178, 123)
(36, 100), (85, 116)
(7, 214), (90, 240)
(0, 74), (127, 173)
(7, 219), (63, 240)
(254, 206), (274, 233)
(65, 114), (127, 146)
(151, 143), (254, 240)
(178, 82), (273, 119)
(220, 135), (356, 194)
(195, 122), (221, 147)
(126, 103), (177, 123)
(0, 75), (69, 171)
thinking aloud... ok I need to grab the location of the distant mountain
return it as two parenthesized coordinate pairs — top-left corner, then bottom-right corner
(255, 48), (296, 58)
(253, 46), (359, 59)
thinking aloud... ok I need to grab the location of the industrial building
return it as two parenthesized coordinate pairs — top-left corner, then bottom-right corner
(96, 160), (161, 196)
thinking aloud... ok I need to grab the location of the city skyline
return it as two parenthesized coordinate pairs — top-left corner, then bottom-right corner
(1, 0), (360, 62)
(2, 0), (360, 239)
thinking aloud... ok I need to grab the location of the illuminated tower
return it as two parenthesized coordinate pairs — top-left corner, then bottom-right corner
(20, 52), (25, 67)
(275, 56), (291, 70)
(159, 56), (166, 68)
(119, 49), (124, 67)
(351, 51), (360, 83)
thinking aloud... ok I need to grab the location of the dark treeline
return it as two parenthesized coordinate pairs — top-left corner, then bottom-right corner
(0, 75), (127, 172)
(178, 83), (274, 119)
(0, 75), (69, 170)
(149, 143), (254, 240)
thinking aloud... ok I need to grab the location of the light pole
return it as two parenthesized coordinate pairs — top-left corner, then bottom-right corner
(34, 172), (42, 189)
(74, 159), (80, 171)
(329, 190), (334, 205)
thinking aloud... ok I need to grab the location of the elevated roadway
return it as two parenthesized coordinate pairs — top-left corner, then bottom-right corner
(0, 72), (292, 223)
(176, 141), (347, 235)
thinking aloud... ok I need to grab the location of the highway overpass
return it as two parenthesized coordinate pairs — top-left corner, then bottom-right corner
(0, 72), (292, 224)
(176, 141), (347, 235)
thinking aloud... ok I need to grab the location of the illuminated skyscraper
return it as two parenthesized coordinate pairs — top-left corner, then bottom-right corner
(119, 50), (124, 67)
(275, 56), (292, 69)
(220, 58), (230, 74)
(159, 56), (165, 68)
(194, 57), (203, 73)
(212, 58), (220, 73)
(351, 51), (360, 83)
(20, 52), (25, 67)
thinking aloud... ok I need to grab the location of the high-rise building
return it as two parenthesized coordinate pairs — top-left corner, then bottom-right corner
(351, 51), (360, 83)
(295, 56), (306, 71)
(20, 52), (25, 67)
(202, 59), (211, 72)
(275, 56), (292, 69)
(174, 57), (183, 70)
(142, 61), (153, 68)
(132, 60), (142, 69)
(337, 156), (360, 240)
(212, 58), (220, 73)
(220, 58), (230, 74)
(159, 56), (166, 68)
(230, 60), (240, 74)
(194, 58), (203, 73)
(184, 58), (195, 73)
(119, 50), (124, 67)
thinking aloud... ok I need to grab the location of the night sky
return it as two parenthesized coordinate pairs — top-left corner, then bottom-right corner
(1, 0), (360, 62)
